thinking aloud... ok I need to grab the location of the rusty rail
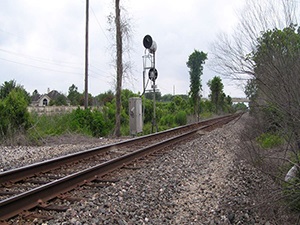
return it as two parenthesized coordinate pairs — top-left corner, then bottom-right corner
(0, 113), (241, 221)
(0, 114), (235, 185)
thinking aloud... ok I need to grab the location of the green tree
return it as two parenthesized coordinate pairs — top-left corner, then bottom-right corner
(186, 50), (207, 119)
(49, 92), (69, 106)
(144, 91), (162, 101)
(0, 80), (17, 99)
(224, 95), (234, 112)
(79, 93), (93, 106)
(96, 90), (115, 105)
(68, 84), (81, 106)
(0, 89), (31, 137)
(252, 25), (300, 143)
(0, 80), (30, 105)
(244, 78), (258, 113)
(233, 102), (248, 111)
(161, 94), (173, 102)
(207, 76), (224, 114)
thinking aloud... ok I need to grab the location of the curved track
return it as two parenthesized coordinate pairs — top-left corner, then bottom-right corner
(0, 113), (241, 222)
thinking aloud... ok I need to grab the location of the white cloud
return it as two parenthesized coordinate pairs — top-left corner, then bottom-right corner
(0, 0), (246, 97)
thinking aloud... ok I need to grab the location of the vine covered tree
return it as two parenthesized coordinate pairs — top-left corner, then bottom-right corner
(207, 76), (224, 114)
(186, 50), (207, 120)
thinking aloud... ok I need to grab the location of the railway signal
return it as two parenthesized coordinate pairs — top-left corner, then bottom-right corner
(143, 35), (157, 53)
(142, 34), (158, 133)
(148, 68), (158, 82)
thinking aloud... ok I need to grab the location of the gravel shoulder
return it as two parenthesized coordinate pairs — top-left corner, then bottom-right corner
(3, 114), (299, 224)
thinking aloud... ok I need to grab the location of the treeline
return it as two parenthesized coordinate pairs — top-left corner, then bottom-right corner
(0, 78), (246, 144)
(210, 0), (300, 214)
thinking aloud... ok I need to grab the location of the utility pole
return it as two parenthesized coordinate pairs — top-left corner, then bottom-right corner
(84, 0), (89, 109)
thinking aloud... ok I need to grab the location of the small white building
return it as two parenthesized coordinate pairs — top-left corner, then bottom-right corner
(31, 90), (70, 106)
(31, 94), (51, 106)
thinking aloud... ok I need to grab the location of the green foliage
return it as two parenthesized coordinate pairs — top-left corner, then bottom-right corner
(142, 122), (153, 135)
(167, 102), (176, 113)
(69, 108), (111, 137)
(79, 93), (93, 106)
(252, 25), (300, 136)
(30, 108), (112, 139)
(200, 100), (213, 113)
(0, 80), (30, 104)
(96, 90), (115, 105)
(0, 78), (227, 142)
(186, 50), (207, 116)
(121, 89), (139, 114)
(0, 89), (32, 137)
(50, 94), (68, 106)
(29, 113), (71, 137)
(200, 111), (213, 119)
(144, 91), (162, 101)
(207, 76), (222, 113)
(143, 98), (153, 124)
(244, 79), (258, 101)
(175, 110), (187, 126)
(161, 94), (173, 102)
(256, 132), (284, 149)
(159, 114), (175, 128)
(233, 103), (248, 111)
(261, 104), (283, 133)
(68, 84), (82, 106)
(207, 76), (232, 114)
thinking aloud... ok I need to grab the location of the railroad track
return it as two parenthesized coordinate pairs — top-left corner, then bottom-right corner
(0, 113), (241, 222)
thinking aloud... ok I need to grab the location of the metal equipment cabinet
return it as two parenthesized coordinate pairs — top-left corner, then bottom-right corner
(129, 97), (143, 135)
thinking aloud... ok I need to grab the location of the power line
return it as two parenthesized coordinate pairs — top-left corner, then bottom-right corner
(0, 57), (83, 76)
(90, 6), (110, 41)
(0, 48), (83, 69)
(0, 28), (83, 61)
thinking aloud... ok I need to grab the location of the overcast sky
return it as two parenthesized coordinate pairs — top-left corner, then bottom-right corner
(0, 0), (246, 98)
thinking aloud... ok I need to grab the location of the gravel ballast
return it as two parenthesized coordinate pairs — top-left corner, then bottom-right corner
(2, 114), (299, 224)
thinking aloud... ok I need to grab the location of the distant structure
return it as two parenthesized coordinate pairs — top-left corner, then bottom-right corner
(31, 90), (70, 106)
(231, 97), (250, 104)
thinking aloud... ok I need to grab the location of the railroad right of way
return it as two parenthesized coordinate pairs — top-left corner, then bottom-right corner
(4, 114), (298, 224)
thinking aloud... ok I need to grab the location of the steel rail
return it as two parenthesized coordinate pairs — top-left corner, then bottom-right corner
(0, 126), (201, 220)
(0, 114), (235, 185)
(0, 114), (240, 221)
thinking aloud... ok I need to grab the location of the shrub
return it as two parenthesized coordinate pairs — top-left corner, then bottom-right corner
(256, 132), (284, 149)
(90, 109), (110, 136)
(0, 89), (32, 137)
(28, 108), (112, 140)
(28, 113), (73, 140)
(175, 110), (187, 126)
(160, 114), (175, 127)
(69, 108), (111, 137)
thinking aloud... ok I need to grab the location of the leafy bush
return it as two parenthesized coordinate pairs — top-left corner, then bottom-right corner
(29, 108), (112, 140)
(69, 108), (111, 137)
(0, 89), (32, 137)
(175, 110), (187, 126)
(256, 132), (284, 149)
(159, 114), (175, 127)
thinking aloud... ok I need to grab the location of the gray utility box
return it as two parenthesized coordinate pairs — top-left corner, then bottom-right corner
(129, 97), (143, 135)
